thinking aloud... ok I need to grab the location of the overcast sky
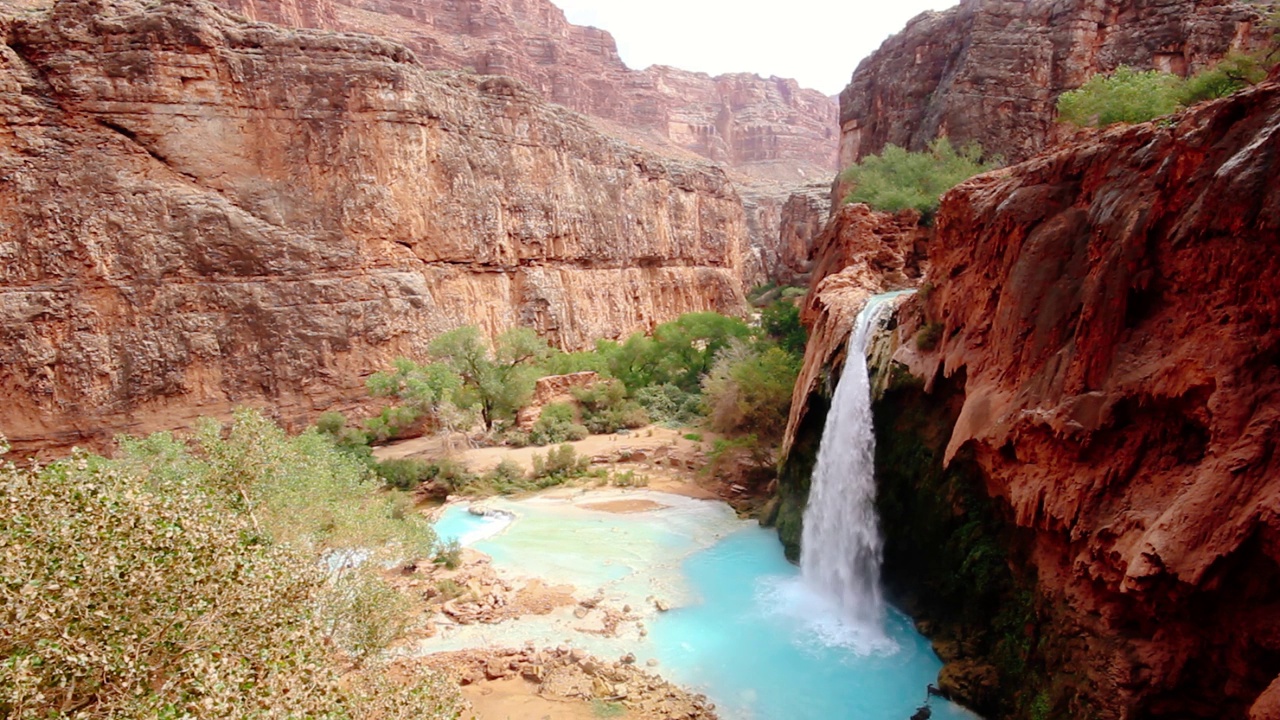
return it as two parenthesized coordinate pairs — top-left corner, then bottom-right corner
(552, 0), (960, 96)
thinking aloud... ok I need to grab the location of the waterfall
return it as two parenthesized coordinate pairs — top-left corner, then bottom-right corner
(799, 291), (909, 629)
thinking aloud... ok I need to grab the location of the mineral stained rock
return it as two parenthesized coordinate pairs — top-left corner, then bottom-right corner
(902, 80), (1280, 717)
(0, 0), (747, 453)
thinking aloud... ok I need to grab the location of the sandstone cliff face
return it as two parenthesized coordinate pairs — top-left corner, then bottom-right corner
(212, 0), (838, 181)
(871, 81), (1280, 718)
(0, 0), (746, 454)
(839, 0), (1262, 167)
(772, 184), (830, 286)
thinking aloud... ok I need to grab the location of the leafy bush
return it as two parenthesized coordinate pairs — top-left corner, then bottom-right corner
(376, 457), (436, 490)
(841, 138), (998, 218)
(1178, 52), (1269, 104)
(531, 444), (590, 483)
(607, 469), (649, 488)
(916, 321), (945, 351)
(432, 538), (463, 570)
(363, 404), (422, 444)
(634, 383), (703, 425)
(571, 380), (648, 434)
(530, 402), (590, 445)
(419, 458), (478, 494)
(478, 459), (531, 494)
(0, 422), (462, 719)
(1057, 66), (1184, 126)
(701, 340), (801, 446)
(318, 565), (413, 661)
(761, 299), (807, 357)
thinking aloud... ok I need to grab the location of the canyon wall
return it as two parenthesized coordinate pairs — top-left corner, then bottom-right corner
(780, 77), (1280, 718)
(212, 0), (839, 181)
(838, 0), (1262, 167)
(0, 0), (747, 454)
(206, 0), (838, 283)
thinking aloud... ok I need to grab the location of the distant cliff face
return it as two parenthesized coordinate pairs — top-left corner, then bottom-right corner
(839, 0), (1262, 166)
(0, 0), (746, 454)
(213, 0), (838, 181)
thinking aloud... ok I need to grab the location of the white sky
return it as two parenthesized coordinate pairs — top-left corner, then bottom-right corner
(552, 0), (960, 96)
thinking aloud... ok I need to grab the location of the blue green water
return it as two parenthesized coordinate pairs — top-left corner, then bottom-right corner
(429, 492), (977, 720)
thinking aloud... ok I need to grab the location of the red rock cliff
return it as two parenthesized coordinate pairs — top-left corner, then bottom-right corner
(839, 0), (1262, 167)
(892, 79), (1280, 717)
(0, 0), (747, 454)
(212, 0), (838, 181)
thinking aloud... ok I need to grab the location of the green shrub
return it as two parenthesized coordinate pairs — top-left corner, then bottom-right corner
(531, 444), (590, 483)
(761, 299), (807, 357)
(1179, 52), (1269, 104)
(318, 565), (413, 661)
(608, 469), (649, 488)
(1056, 66), (1183, 126)
(570, 379), (649, 433)
(478, 459), (530, 494)
(0, 420), (462, 719)
(432, 538), (463, 570)
(701, 341), (801, 446)
(634, 383), (703, 425)
(363, 404), (421, 444)
(683, 432), (704, 442)
(316, 410), (348, 436)
(376, 457), (435, 490)
(841, 138), (998, 218)
(421, 458), (477, 494)
(916, 321), (945, 351)
(530, 402), (589, 444)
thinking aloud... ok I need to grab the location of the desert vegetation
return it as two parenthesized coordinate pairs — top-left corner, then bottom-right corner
(0, 411), (462, 719)
(337, 305), (809, 495)
(839, 138), (1000, 219)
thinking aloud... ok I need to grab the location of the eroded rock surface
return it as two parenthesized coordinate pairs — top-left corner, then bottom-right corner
(0, 0), (747, 453)
(839, 0), (1263, 166)
(212, 0), (838, 180)
(779, 204), (925, 457)
(891, 81), (1280, 717)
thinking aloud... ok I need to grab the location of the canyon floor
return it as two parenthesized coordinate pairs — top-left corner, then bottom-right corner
(375, 428), (732, 719)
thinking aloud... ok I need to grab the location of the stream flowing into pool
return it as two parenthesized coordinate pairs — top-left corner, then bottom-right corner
(426, 490), (977, 720)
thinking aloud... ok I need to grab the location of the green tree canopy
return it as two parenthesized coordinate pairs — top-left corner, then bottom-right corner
(1056, 66), (1185, 126)
(840, 138), (999, 219)
(429, 326), (551, 430)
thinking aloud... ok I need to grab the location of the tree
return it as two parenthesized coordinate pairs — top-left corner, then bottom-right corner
(701, 340), (801, 447)
(761, 299), (807, 357)
(429, 326), (551, 431)
(1057, 66), (1184, 126)
(841, 138), (999, 219)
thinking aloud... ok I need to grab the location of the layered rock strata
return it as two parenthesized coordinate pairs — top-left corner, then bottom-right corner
(212, 0), (838, 180)
(0, 0), (746, 454)
(839, 0), (1263, 166)
(781, 78), (1280, 718)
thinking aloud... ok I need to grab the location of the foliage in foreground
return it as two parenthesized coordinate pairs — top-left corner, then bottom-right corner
(840, 138), (999, 218)
(0, 414), (462, 719)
